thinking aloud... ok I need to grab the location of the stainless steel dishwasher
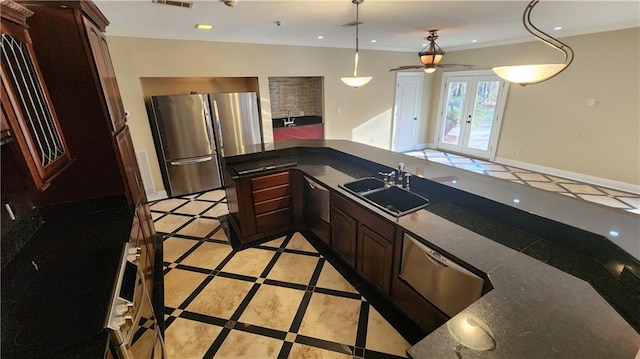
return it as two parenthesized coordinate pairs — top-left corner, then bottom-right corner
(400, 234), (484, 317)
(303, 176), (330, 222)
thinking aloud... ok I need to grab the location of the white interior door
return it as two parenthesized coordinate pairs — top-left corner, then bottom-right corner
(392, 73), (423, 152)
(436, 71), (509, 160)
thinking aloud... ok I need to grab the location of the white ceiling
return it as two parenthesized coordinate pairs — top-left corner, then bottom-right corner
(95, 0), (640, 53)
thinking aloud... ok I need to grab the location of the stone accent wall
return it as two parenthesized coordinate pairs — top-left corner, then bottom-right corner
(268, 77), (323, 118)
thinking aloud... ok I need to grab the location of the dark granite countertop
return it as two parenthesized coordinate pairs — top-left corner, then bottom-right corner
(1, 198), (134, 358)
(223, 140), (640, 358)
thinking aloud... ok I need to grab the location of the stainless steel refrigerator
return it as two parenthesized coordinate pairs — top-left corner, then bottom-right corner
(149, 92), (263, 197)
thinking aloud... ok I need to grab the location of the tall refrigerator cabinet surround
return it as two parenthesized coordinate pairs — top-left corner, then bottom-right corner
(149, 92), (263, 197)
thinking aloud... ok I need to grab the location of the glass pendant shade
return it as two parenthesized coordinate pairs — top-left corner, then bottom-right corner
(342, 0), (371, 88)
(419, 53), (443, 65)
(341, 76), (373, 87)
(493, 63), (566, 85)
(492, 0), (574, 86)
(423, 64), (437, 74)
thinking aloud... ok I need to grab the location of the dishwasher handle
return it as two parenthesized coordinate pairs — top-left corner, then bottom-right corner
(405, 234), (478, 276)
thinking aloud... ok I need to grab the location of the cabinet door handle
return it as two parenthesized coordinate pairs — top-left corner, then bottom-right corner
(5, 203), (16, 220)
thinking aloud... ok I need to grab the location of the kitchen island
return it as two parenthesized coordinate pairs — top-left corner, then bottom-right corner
(221, 139), (640, 358)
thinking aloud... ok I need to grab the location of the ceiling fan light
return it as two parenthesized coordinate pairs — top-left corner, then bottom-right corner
(341, 76), (373, 87)
(492, 64), (566, 86)
(419, 53), (443, 65)
(424, 65), (437, 74)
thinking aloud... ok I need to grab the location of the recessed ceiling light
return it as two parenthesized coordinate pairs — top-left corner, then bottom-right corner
(195, 24), (214, 30)
(317, 35), (324, 40)
(513, 198), (521, 204)
(421, 43), (428, 47)
(370, 39), (377, 43)
(609, 230), (619, 237)
(471, 39), (478, 43)
(554, 26), (563, 31)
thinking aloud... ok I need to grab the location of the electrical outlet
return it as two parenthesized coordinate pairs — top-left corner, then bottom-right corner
(587, 98), (596, 107)
(336, 107), (342, 114)
(299, 111), (304, 116)
(516, 148), (521, 155)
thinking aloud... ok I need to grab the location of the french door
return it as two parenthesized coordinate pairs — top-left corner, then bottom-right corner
(436, 71), (509, 160)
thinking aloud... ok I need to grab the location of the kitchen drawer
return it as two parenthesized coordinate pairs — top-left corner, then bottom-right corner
(255, 207), (293, 233)
(251, 171), (289, 191)
(253, 184), (290, 203)
(254, 195), (292, 215)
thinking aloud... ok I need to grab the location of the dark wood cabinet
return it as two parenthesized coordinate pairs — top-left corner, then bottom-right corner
(115, 126), (145, 206)
(330, 206), (357, 267)
(226, 170), (302, 244)
(83, 17), (126, 133)
(358, 224), (394, 294)
(0, 1), (73, 190)
(330, 191), (396, 297)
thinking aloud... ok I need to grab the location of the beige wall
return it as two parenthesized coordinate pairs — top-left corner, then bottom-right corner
(107, 28), (639, 196)
(429, 28), (640, 185)
(106, 36), (418, 195)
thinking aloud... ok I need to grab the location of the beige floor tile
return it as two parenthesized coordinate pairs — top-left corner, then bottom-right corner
(151, 198), (188, 212)
(164, 268), (208, 308)
(618, 196), (640, 208)
(214, 330), (282, 359)
(174, 200), (214, 215)
(527, 181), (565, 192)
(558, 183), (604, 195)
(262, 236), (287, 249)
(238, 284), (304, 331)
(165, 317), (222, 359)
(366, 308), (410, 357)
(316, 262), (358, 294)
(602, 188), (637, 197)
(298, 293), (361, 346)
(163, 237), (199, 263)
(202, 203), (230, 218)
(577, 194), (629, 208)
(515, 172), (550, 182)
(221, 248), (276, 277)
(150, 212), (164, 220)
(210, 227), (229, 241)
(180, 242), (232, 270)
(267, 252), (318, 285)
(177, 217), (220, 237)
(199, 190), (226, 202)
(187, 276), (254, 319)
(486, 171), (517, 180)
(286, 233), (317, 253)
(548, 175), (576, 183)
(289, 343), (353, 358)
(154, 214), (191, 233)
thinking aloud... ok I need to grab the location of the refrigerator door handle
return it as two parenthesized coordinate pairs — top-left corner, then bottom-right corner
(202, 96), (217, 153)
(170, 156), (213, 166)
(212, 99), (224, 150)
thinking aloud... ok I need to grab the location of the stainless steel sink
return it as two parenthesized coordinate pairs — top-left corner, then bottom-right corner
(339, 177), (430, 217)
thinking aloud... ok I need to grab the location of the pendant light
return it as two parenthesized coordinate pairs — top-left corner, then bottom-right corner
(492, 0), (574, 86)
(341, 0), (372, 88)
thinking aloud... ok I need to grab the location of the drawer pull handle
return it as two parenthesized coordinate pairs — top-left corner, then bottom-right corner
(5, 203), (16, 220)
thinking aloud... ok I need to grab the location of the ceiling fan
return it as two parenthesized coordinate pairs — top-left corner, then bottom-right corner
(389, 30), (474, 73)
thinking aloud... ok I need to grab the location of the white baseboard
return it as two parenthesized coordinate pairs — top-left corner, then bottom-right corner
(414, 143), (437, 150)
(147, 191), (168, 202)
(495, 157), (640, 195)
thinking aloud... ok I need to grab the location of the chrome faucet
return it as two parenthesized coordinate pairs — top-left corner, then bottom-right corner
(397, 162), (409, 189)
(283, 110), (295, 127)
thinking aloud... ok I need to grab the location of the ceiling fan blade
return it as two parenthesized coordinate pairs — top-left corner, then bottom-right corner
(389, 65), (424, 71)
(436, 63), (475, 68)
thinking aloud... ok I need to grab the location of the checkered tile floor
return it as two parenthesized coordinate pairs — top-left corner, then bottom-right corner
(404, 149), (640, 215)
(151, 190), (411, 359)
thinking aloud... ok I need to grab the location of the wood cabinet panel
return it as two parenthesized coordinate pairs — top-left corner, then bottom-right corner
(358, 224), (394, 295)
(1, 6), (73, 190)
(83, 18), (126, 133)
(115, 126), (145, 206)
(330, 206), (357, 267)
(251, 171), (289, 190)
(255, 207), (294, 233)
(252, 184), (290, 203)
(254, 195), (291, 215)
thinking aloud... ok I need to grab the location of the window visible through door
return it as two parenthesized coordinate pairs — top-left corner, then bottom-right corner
(436, 71), (509, 160)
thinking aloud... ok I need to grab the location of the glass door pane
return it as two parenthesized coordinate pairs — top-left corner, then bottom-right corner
(441, 81), (467, 147)
(466, 80), (500, 151)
